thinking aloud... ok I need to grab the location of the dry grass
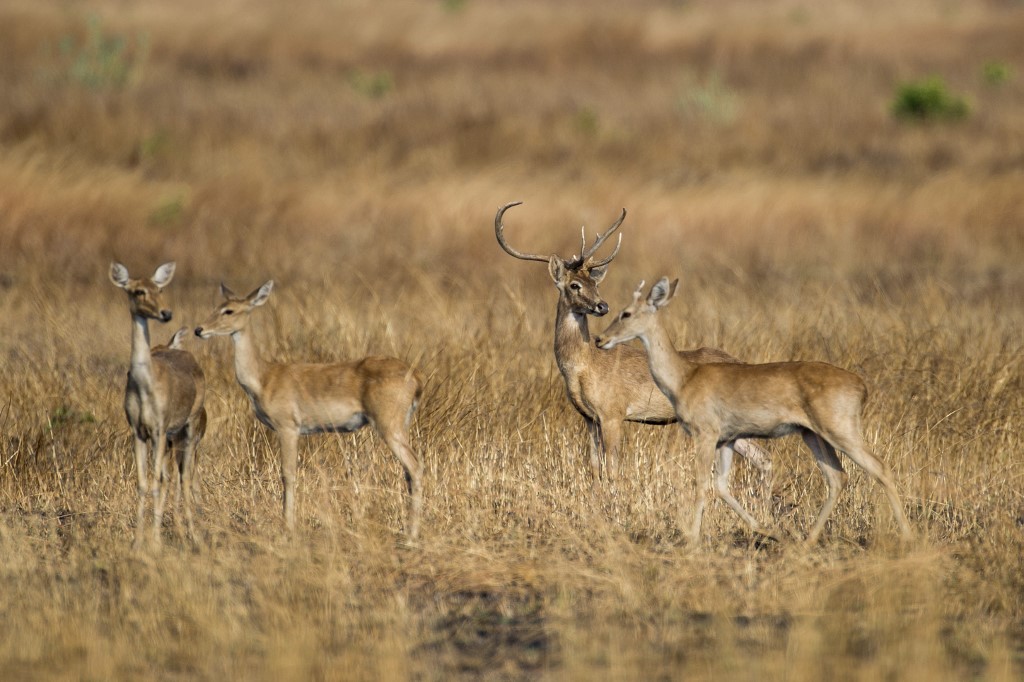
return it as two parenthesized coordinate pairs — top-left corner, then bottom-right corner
(1, 0), (1023, 678)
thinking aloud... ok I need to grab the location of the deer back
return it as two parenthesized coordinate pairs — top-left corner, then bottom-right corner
(684, 360), (867, 437)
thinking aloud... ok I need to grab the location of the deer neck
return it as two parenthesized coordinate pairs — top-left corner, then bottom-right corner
(229, 327), (265, 397)
(637, 321), (695, 399)
(128, 314), (155, 387)
(553, 294), (594, 373)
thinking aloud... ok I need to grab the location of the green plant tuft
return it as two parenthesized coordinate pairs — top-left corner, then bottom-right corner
(678, 72), (741, 124)
(891, 76), (969, 121)
(348, 69), (395, 99)
(58, 14), (149, 90)
(574, 107), (600, 137)
(981, 61), (1012, 87)
(148, 194), (186, 227)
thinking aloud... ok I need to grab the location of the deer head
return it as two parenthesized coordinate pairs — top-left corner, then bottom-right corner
(595, 277), (679, 350)
(194, 280), (274, 338)
(109, 261), (177, 323)
(494, 201), (625, 317)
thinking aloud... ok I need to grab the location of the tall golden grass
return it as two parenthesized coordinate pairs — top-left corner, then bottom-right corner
(1, 0), (1022, 678)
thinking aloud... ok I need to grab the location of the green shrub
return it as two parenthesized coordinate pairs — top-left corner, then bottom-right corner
(981, 61), (1012, 87)
(891, 77), (968, 121)
(59, 14), (148, 90)
(678, 72), (740, 124)
(348, 69), (395, 99)
(148, 194), (186, 227)
(574, 107), (600, 137)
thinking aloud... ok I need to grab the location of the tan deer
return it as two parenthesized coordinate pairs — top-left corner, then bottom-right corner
(194, 280), (424, 539)
(596, 277), (913, 544)
(154, 326), (205, 504)
(110, 262), (207, 549)
(495, 201), (772, 489)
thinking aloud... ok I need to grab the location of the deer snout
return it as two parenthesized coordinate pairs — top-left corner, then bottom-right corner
(194, 326), (204, 337)
(593, 301), (609, 316)
(160, 309), (173, 322)
(595, 334), (608, 349)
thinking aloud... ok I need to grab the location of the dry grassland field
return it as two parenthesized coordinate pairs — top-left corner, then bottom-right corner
(2, 0), (1024, 679)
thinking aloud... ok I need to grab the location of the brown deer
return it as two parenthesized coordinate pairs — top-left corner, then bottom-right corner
(495, 201), (772, 490)
(596, 277), (913, 544)
(195, 280), (424, 539)
(110, 262), (207, 549)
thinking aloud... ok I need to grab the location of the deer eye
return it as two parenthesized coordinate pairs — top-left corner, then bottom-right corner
(223, 309), (234, 316)
(570, 282), (582, 291)
(621, 311), (631, 319)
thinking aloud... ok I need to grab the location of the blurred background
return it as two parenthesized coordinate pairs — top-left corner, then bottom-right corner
(2, 0), (1022, 285)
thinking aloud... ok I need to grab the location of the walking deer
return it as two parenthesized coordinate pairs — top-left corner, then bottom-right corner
(195, 281), (424, 539)
(595, 277), (913, 544)
(110, 262), (207, 549)
(495, 201), (771, 489)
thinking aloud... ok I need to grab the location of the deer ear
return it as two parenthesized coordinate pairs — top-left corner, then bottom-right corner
(109, 262), (130, 288)
(249, 280), (274, 307)
(648, 276), (677, 309)
(547, 256), (566, 284)
(220, 282), (237, 300)
(168, 327), (188, 349)
(152, 262), (176, 288)
(589, 264), (608, 284)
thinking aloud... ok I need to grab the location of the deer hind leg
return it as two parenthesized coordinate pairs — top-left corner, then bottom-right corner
(132, 435), (150, 550)
(827, 430), (913, 541)
(714, 442), (777, 539)
(190, 409), (207, 507)
(801, 429), (848, 544)
(584, 417), (604, 481)
(168, 436), (185, 541)
(732, 438), (773, 500)
(378, 418), (424, 540)
(178, 426), (201, 544)
(597, 415), (623, 483)
(366, 383), (424, 539)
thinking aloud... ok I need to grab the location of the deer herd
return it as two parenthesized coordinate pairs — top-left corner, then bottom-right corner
(110, 202), (913, 551)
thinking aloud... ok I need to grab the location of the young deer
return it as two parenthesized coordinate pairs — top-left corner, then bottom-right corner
(596, 278), (913, 544)
(110, 262), (207, 549)
(495, 201), (772, 488)
(195, 281), (424, 539)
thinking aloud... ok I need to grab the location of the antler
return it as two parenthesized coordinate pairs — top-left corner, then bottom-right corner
(633, 279), (647, 303)
(494, 201), (552, 263)
(569, 208), (626, 269)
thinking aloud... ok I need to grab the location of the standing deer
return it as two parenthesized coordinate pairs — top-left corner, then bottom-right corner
(110, 262), (207, 549)
(495, 201), (772, 489)
(194, 280), (424, 539)
(595, 277), (913, 544)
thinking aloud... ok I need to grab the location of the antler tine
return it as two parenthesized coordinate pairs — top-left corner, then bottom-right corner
(581, 208), (627, 267)
(495, 201), (551, 263)
(633, 279), (646, 302)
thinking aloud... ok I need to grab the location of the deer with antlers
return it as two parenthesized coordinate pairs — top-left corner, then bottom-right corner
(494, 202), (772, 490)
(596, 277), (913, 544)
(195, 280), (424, 539)
(110, 262), (207, 549)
